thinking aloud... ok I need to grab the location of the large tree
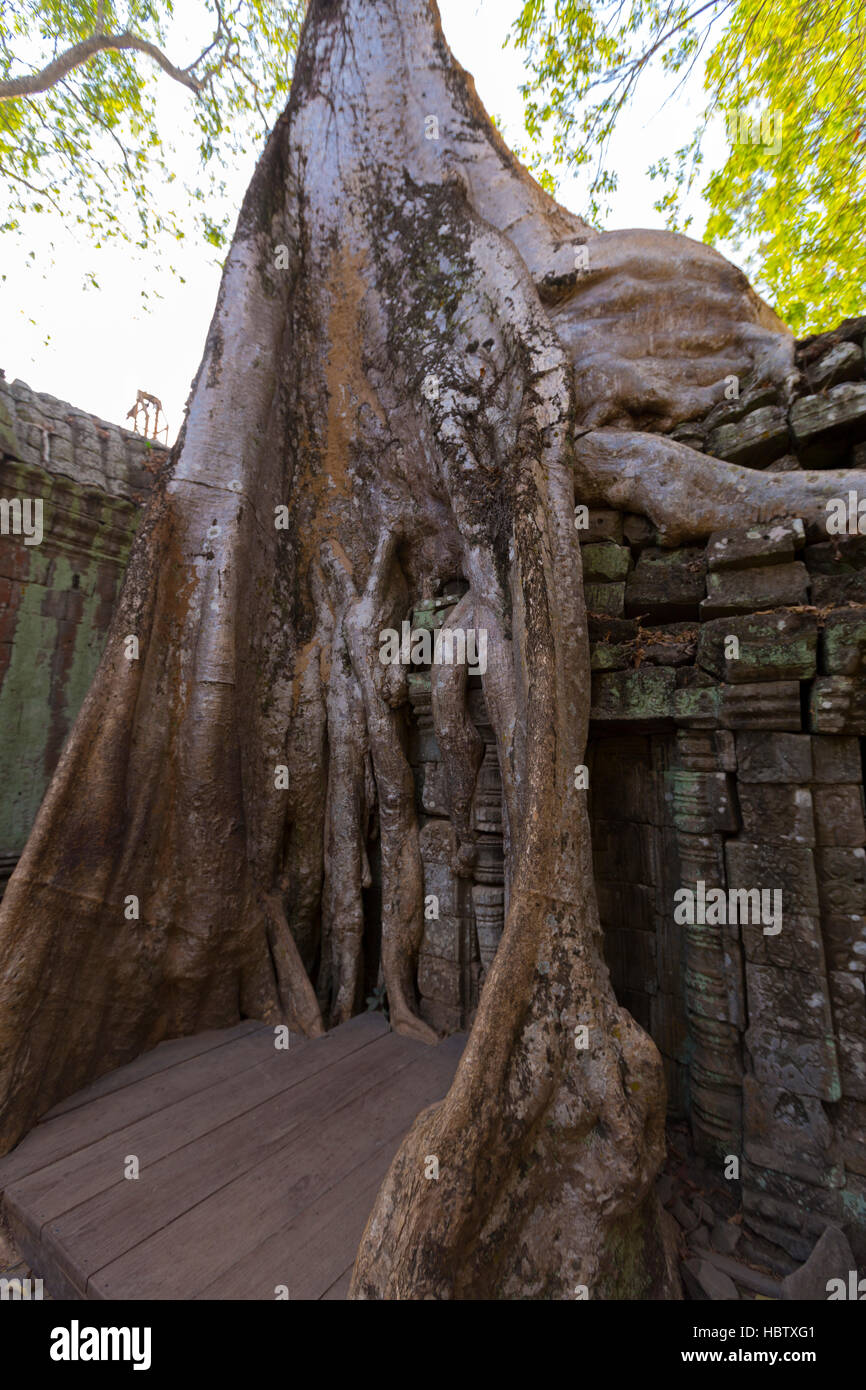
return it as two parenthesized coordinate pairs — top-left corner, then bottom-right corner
(0, 0), (860, 1298)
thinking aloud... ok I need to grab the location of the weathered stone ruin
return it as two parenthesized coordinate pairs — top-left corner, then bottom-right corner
(2, 314), (866, 1294)
(0, 374), (166, 897)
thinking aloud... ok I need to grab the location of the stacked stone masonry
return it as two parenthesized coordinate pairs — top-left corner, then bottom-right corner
(409, 319), (866, 1267)
(0, 375), (165, 893)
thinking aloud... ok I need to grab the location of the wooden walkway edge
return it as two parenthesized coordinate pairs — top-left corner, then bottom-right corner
(0, 1013), (464, 1300)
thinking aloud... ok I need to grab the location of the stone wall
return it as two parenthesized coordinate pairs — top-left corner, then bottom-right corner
(408, 318), (866, 1265)
(0, 376), (164, 892)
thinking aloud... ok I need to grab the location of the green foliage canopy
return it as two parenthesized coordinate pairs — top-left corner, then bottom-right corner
(511, 0), (866, 333)
(0, 0), (303, 258)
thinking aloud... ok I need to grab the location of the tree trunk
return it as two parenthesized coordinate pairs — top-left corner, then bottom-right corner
(0, 0), (858, 1298)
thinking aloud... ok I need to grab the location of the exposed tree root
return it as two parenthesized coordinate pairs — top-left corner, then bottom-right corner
(430, 592), (483, 878)
(350, 166), (671, 1296)
(321, 535), (437, 1046)
(574, 428), (866, 545)
(260, 890), (326, 1037)
(318, 613), (372, 1023)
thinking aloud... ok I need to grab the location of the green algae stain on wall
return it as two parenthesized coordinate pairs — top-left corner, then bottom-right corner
(0, 380), (163, 886)
(0, 570), (59, 852)
(0, 519), (137, 859)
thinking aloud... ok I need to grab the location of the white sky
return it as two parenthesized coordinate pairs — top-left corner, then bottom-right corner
(0, 0), (731, 442)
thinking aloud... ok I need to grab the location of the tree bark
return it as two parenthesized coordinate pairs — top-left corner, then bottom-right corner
(0, 0), (855, 1298)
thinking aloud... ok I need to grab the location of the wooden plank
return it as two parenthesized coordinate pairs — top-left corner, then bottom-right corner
(96, 1032), (464, 1300)
(255, 1033), (465, 1301)
(195, 1032), (464, 1300)
(35, 1025), (423, 1294)
(44, 1021), (267, 1120)
(0, 1028), (276, 1189)
(199, 1157), (384, 1300)
(4, 1207), (85, 1301)
(3, 1012), (389, 1229)
(0, 1013), (384, 1191)
(320, 1268), (352, 1300)
(0, 1026), (278, 1190)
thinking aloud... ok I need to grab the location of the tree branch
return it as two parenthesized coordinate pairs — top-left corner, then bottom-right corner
(0, 31), (204, 102)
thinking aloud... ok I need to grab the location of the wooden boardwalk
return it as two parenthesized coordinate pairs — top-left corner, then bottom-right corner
(0, 1012), (464, 1300)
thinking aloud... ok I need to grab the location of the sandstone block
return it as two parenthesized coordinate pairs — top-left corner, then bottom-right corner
(743, 1076), (837, 1186)
(706, 520), (802, 572)
(625, 546), (706, 621)
(590, 642), (630, 672)
(419, 762), (449, 817)
(821, 915), (866, 975)
(811, 736), (862, 782)
(420, 913), (461, 960)
(707, 405), (789, 468)
(583, 508), (623, 542)
(829, 970), (866, 1037)
(780, 1226), (856, 1299)
(673, 683), (721, 728)
(711, 1223), (742, 1256)
(742, 912), (827, 975)
(417, 954), (461, 1006)
(804, 535), (866, 574)
(704, 384), (780, 432)
(698, 609), (817, 681)
(584, 581), (625, 616)
(821, 610), (866, 675)
(746, 1026), (841, 1100)
(622, 513), (656, 548)
(738, 783), (814, 847)
(811, 571), (866, 605)
(590, 668), (675, 725)
(720, 681), (802, 731)
(812, 784), (866, 846)
(418, 818), (455, 864)
(790, 381), (866, 463)
(809, 676), (866, 734)
(839, 1034), (866, 1100)
(834, 1098), (866, 1176)
(807, 341), (864, 391)
(736, 731), (812, 783)
(746, 960), (835, 1039)
(816, 845), (866, 913)
(726, 841), (819, 915)
(681, 1258), (740, 1300)
(581, 540), (631, 582)
(635, 623), (698, 666)
(700, 563), (809, 619)
(588, 615), (637, 647)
